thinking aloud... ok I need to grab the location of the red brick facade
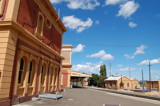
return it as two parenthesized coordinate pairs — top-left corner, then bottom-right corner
(17, 0), (62, 53)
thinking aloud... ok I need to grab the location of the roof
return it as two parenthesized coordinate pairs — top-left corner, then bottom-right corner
(104, 76), (138, 81)
(104, 76), (122, 81)
(70, 71), (91, 78)
(130, 78), (138, 81)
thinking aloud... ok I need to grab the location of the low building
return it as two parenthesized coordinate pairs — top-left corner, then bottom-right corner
(146, 81), (160, 91)
(70, 71), (91, 87)
(104, 76), (138, 90)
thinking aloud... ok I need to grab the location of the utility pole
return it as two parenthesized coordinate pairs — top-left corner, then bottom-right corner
(141, 69), (144, 91)
(148, 62), (152, 91)
(129, 67), (131, 78)
(109, 63), (112, 77)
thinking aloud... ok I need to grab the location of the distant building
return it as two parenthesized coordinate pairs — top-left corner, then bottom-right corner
(146, 81), (160, 91)
(61, 45), (91, 88)
(104, 76), (138, 90)
(0, 0), (66, 105)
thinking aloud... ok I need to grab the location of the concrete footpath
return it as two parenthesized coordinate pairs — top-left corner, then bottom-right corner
(87, 86), (160, 101)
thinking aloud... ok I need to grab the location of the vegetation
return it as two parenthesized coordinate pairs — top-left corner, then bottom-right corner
(88, 64), (107, 88)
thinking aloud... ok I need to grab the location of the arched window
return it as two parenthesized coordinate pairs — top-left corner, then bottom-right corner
(18, 58), (24, 84)
(36, 14), (44, 35)
(41, 65), (45, 84)
(28, 61), (33, 84)
(50, 67), (53, 85)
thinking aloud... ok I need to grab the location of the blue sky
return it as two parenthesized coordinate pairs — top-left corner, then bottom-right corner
(50, 0), (160, 81)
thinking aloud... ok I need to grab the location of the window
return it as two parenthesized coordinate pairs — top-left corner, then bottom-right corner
(46, 18), (51, 29)
(127, 83), (129, 87)
(41, 66), (44, 84)
(28, 61), (33, 84)
(41, 65), (46, 85)
(50, 67), (53, 84)
(18, 58), (24, 84)
(36, 13), (44, 36)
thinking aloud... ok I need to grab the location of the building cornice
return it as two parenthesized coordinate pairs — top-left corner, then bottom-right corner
(34, 0), (67, 35)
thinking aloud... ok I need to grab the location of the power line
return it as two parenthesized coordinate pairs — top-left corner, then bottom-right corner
(63, 42), (160, 47)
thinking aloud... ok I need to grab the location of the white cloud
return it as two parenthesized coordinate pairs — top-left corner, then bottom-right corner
(87, 50), (105, 58)
(151, 70), (160, 74)
(105, 0), (122, 5)
(138, 59), (160, 65)
(50, 0), (64, 3)
(86, 50), (114, 60)
(62, 15), (93, 33)
(124, 45), (147, 59)
(101, 54), (114, 60)
(119, 67), (136, 71)
(124, 54), (135, 59)
(71, 61), (103, 74)
(134, 45), (147, 55)
(50, 0), (100, 10)
(72, 44), (85, 53)
(117, 64), (123, 67)
(155, 76), (160, 80)
(117, 1), (139, 18)
(129, 22), (137, 28)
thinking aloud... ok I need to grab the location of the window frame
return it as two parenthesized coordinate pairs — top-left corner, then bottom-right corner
(46, 18), (52, 29)
(35, 12), (44, 37)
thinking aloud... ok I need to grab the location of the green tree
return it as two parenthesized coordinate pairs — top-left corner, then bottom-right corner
(88, 74), (100, 86)
(98, 65), (107, 87)
(100, 65), (107, 77)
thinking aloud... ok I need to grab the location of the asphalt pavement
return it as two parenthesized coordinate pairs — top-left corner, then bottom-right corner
(14, 88), (160, 106)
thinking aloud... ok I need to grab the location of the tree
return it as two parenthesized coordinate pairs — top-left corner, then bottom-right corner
(100, 65), (107, 77)
(88, 74), (100, 86)
(88, 65), (107, 88)
(97, 65), (107, 87)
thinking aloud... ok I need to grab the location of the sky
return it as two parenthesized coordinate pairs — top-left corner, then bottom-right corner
(50, 0), (160, 81)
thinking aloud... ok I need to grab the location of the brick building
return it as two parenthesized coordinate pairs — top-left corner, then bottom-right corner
(0, 0), (66, 105)
(104, 76), (138, 90)
(146, 81), (160, 91)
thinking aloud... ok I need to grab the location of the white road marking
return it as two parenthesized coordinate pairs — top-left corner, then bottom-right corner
(68, 98), (74, 101)
(89, 89), (160, 105)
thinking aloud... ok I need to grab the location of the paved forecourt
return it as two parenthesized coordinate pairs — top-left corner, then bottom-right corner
(14, 88), (160, 106)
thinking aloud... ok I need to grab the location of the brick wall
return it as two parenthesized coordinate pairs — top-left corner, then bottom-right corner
(61, 69), (68, 88)
(17, 0), (62, 53)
